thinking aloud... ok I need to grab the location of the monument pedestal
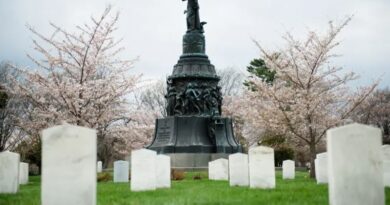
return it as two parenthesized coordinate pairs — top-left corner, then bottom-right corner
(147, 116), (242, 168)
(167, 153), (230, 171)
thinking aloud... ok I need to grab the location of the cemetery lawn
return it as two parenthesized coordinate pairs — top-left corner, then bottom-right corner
(1, 171), (390, 205)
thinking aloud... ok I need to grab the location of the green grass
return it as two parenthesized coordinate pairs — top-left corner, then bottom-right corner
(1, 171), (389, 205)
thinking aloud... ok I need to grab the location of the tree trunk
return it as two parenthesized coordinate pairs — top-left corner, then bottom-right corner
(309, 139), (317, 178)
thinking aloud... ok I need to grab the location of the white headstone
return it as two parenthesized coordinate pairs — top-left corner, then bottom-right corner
(0, 151), (20, 193)
(19, 162), (29, 185)
(229, 153), (249, 186)
(327, 123), (384, 205)
(156, 155), (171, 188)
(131, 149), (157, 191)
(42, 125), (97, 205)
(208, 158), (229, 180)
(382, 145), (390, 187)
(97, 161), (102, 173)
(113, 160), (129, 183)
(282, 160), (295, 179)
(249, 146), (275, 189)
(315, 153), (328, 184)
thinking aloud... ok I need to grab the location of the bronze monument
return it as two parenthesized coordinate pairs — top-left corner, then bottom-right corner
(147, 0), (242, 168)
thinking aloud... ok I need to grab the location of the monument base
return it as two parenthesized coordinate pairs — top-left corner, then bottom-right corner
(147, 116), (242, 154)
(167, 153), (229, 171)
(147, 116), (242, 169)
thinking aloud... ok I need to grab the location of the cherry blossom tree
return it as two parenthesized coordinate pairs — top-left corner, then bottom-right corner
(8, 6), (144, 166)
(134, 80), (167, 117)
(217, 68), (245, 96)
(0, 62), (27, 152)
(352, 88), (390, 143)
(242, 18), (377, 177)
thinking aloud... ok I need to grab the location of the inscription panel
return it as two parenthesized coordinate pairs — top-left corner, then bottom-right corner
(154, 118), (175, 146)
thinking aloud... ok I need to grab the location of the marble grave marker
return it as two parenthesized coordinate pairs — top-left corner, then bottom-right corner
(327, 124), (384, 205)
(282, 160), (295, 180)
(97, 161), (102, 173)
(0, 151), (20, 193)
(316, 153), (328, 184)
(131, 149), (157, 191)
(249, 146), (276, 189)
(208, 158), (229, 180)
(113, 160), (129, 183)
(156, 154), (171, 188)
(19, 162), (29, 185)
(41, 125), (97, 205)
(382, 145), (390, 187)
(229, 153), (249, 186)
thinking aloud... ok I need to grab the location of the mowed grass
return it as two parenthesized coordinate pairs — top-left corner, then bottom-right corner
(1, 171), (390, 205)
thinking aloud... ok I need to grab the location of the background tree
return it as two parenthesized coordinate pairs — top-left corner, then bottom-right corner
(0, 62), (27, 152)
(217, 67), (245, 96)
(0, 82), (10, 151)
(244, 57), (277, 91)
(245, 57), (298, 164)
(216, 68), (250, 150)
(242, 18), (377, 177)
(352, 87), (390, 143)
(134, 80), (167, 117)
(8, 6), (143, 167)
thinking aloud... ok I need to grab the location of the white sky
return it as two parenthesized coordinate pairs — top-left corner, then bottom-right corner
(0, 0), (389, 87)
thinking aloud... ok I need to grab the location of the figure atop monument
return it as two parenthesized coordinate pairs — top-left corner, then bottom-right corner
(183, 0), (207, 33)
(147, 0), (242, 160)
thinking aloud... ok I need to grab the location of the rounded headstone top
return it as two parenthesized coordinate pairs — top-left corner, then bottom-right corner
(213, 158), (228, 162)
(114, 160), (128, 163)
(132, 148), (157, 156)
(316, 152), (327, 159)
(229, 153), (248, 159)
(209, 158), (228, 166)
(249, 146), (274, 155)
(42, 124), (96, 141)
(156, 154), (170, 160)
(0, 150), (20, 158)
(283, 159), (295, 163)
(327, 123), (382, 136)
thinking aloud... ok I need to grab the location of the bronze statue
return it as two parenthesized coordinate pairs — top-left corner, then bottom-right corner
(166, 87), (177, 116)
(182, 0), (206, 33)
(183, 83), (201, 115)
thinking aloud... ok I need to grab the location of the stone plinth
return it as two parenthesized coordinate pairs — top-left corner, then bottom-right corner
(42, 125), (97, 205)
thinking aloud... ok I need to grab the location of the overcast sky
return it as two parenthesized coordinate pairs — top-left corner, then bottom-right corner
(0, 0), (389, 87)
